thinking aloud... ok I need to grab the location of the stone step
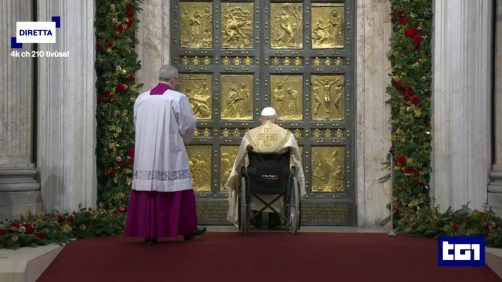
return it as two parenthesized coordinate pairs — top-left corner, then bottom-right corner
(0, 178), (39, 184)
(0, 169), (38, 178)
(0, 182), (40, 192)
(0, 169), (40, 192)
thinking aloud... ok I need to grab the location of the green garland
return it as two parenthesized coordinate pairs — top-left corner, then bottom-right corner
(387, 1), (433, 227)
(95, 0), (142, 209)
(0, 209), (126, 249)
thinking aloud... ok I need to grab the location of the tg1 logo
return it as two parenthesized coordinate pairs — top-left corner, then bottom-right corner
(438, 237), (485, 266)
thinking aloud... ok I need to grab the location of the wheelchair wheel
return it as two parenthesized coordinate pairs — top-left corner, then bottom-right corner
(239, 177), (247, 233)
(289, 179), (300, 234)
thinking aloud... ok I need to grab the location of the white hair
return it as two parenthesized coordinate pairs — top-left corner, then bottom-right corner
(158, 65), (178, 81)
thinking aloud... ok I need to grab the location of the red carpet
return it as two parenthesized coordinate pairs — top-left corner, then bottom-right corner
(38, 232), (501, 282)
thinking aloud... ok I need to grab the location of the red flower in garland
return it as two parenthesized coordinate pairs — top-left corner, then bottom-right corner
(115, 83), (127, 92)
(36, 232), (45, 240)
(399, 17), (408, 25)
(404, 86), (414, 102)
(127, 3), (134, 12)
(126, 17), (134, 27)
(0, 229), (6, 235)
(404, 27), (419, 38)
(9, 223), (20, 229)
(107, 170), (116, 178)
(128, 146), (135, 165)
(396, 11), (404, 18)
(405, 86), (414, 96)
(127, 74), (135, 83)
(411, 96), (420, 105)
(23, 224), (35, 234)
(116, 24), (125, 32)
(396, 155), (407, 166)
(405, 166), (416, 174)
(105, 42), (114, 49)
(393, 80), (404, 91)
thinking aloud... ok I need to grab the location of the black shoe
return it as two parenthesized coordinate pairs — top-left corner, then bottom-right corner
(144, 238), (157, 245)
(184, 227), (207, 241)
(249, 212), (263, 229)
(268, 213), (281, 229)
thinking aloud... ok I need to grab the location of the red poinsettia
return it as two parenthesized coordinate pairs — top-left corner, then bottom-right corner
(396, 155), (407, 166)
(116, 24), (125, 32)
(393, 80), (404, 91)
(399, 17), (408, 25)
(107, 169), (117, 178)
(128, 146), (135, 165)
(404, 27), (419, 38)
(23, 224), (35, 234)
(36, 232), (45, 240)
(115, 83), (127, 92)
(411, 96), (420, 105)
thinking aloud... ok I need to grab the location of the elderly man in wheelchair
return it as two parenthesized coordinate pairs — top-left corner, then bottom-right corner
(225, 107), (305, 233)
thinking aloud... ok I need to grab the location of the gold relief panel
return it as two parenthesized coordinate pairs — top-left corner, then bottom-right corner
(222, 3), (254, 49)
(271, 3), (303, 49)
(221, 75), (253, 120)
(180, 2), (212, 48)
(220, 146), (239, 191)
(270, 75), (303, 120)
(311, 3), (344, 49)
(178, 74), (212, 120)
(187, 146), (212, 192)
(311, 75), (344, 121)
(311, 147), (345, 193)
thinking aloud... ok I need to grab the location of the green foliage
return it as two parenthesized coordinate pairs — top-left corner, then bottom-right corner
(388, 0), (433, 224)
(95, 0), (142, 209)
(396, 205), (502, 248)
(0, 209), (126, 249)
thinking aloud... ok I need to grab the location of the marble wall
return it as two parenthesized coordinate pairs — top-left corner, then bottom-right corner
(136, 0), (170, 91)
(432, 0), (492, 212)
(355, 0), (393, 227)
(37, 0), (96, 212)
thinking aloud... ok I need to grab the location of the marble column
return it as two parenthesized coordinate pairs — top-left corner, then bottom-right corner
(356, 0), (392, 227)
(136, 0), (171, 91)
(489, 0), (502, 217)
(37, 0), (96, 212)
(432, 0), (492, 212)
(0, 0), (41, 219)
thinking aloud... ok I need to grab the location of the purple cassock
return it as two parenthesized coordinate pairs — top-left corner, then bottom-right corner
(125, 82), (199, 239)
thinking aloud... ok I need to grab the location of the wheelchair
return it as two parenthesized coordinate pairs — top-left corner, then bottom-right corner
(238, 150), (301, 234)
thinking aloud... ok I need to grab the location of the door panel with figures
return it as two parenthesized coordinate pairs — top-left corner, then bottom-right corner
(172, 0), (355, 225)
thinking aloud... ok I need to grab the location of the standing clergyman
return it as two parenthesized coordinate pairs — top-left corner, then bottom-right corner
(125, 65), (206, 245)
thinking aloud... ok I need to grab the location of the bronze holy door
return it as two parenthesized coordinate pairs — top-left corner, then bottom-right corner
(171, 0), (355, 225)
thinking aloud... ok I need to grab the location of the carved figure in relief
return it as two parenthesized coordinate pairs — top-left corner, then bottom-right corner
(312, 19), (330, 45)
(223, 7), (252, 48)
(312, 80), (323, 115)
(186, 87), (211, 119)
(333, 80), (344, 111)
(277, 11), (294, 46)
(286, 88), (299, 113)
(314, 78), (337, 113)
(329, 10), (343, 44)
(224, 84), (248, 118)
(189, 11), (202, 46)
(273, 82), (286, 114)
